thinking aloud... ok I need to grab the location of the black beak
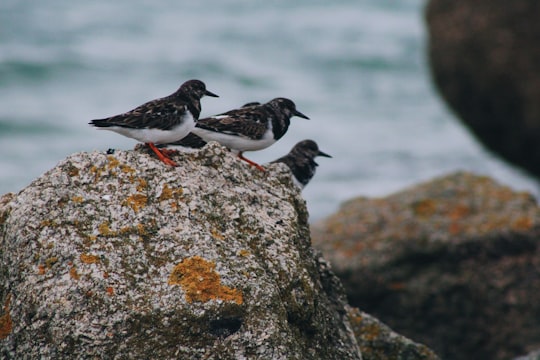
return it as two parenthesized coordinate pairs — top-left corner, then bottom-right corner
(294, 110), (310, 120)
(318, 150), (332, 158)
(205, 90), (219, 97)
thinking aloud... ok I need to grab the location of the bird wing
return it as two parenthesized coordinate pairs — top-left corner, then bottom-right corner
(196, 107), (270, 139)
(91, 98), (189, 131)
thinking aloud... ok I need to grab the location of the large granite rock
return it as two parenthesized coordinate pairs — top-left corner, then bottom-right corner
(0, 143), (363, 359)
(426, 0), (540, 178)
(312, 172), (540, 360)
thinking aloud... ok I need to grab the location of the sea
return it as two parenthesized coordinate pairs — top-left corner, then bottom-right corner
(1, 0), (538, 222)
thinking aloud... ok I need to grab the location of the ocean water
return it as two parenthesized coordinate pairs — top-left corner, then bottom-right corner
(0, 0), (538, 221)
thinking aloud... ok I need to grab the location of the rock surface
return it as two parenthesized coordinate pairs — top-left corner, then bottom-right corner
(312, 172), (540, 360)
(347, 307), (440, 360)
(0, 143), (362, 359)
(426, 0), (540, 179)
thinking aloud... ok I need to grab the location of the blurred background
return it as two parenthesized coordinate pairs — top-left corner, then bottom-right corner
(1, 0), (538, 221)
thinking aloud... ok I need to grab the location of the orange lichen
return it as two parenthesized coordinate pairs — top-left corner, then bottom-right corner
(238, 249), (251, 257)
(107, 155), (120, 169)
(136, 223), (146, 235)
(0, 295), (12, 339)
(98, 221), (114, 236)
(168, 256), (243, 304)
(447, 204), (470, 220)
(80, 253), (100, 264)
(136, 178), (147, 192)
(106, 287), (114, 296)
(71, 196), (84, 203)
(38, 264), (46, 275)
(124, 194), (148, 213)
(211, 228), (225, 241)
(512, 216), (533, 231)
(45, 257), (58, 268)
(70, 266), (80, 280)
(449, 222), (462, 236)
(412, 199), (437, 217)
(121, 164), (136, 174)
(159, 183), (173, 201)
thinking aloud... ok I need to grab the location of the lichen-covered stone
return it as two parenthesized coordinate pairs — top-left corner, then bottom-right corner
(0, 143), (361, 359)
(312, 171), (540, 360)
(347, 307), (440, 360)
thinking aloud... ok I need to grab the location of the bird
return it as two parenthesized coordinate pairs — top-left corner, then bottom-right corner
(271, 140), (331, 189)
(162, 102), (261, 151)
(188, 98), (309, 171)
(89, 79), (218, 166)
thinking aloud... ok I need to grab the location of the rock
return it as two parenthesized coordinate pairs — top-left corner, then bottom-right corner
(347, 307), (440, 360)
(514, 349), (540, 360)
(426, 0), (540, 179)
(0, 143), (361, 359)
(312, 172), (540, 360)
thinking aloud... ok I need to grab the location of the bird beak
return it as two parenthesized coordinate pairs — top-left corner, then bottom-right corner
(318, 150), (332, 158)
(294, 110), (310, 120)
(205, 90), (219, 97)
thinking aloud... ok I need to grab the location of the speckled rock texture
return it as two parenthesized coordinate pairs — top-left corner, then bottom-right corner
(426, 0), (540, 178)
(312, 172), (540, 360)
(347, 307), (440, 360)
(0, 143), (361, 359)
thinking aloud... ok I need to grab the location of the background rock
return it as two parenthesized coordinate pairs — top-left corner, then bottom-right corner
(312, 172), (540, 360)
(426, 0), (540, 179)
(0, 143), (362, 359)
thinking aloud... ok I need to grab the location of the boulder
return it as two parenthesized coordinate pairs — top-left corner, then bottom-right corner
(0, 143), (362, 359)
(312, 172), (540, 360)
(426, 0), (540, 178)
(347, 307), (440, 360)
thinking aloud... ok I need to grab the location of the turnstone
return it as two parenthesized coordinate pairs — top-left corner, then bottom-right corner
(89, 79), (218, 166)
(163, 101), (261, 151)
(190, 98), (309, 171)
(271, 140), (331, 189)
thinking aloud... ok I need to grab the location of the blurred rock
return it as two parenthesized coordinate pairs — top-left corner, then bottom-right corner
(0, 143), (362, 359)
(426, 0), (540, 179)
(312, 171), (540, 360)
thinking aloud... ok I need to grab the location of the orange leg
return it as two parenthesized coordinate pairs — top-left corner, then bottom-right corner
(238, 152), (265, 172)
(146, 143), (178, 167)
(159, 148), (179, 156)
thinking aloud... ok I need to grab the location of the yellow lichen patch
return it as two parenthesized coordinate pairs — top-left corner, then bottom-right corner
(80, 253), (100, 264)
(158, 183), (184, 202)
(412, 199), (437, 217)
(136, 223), (146, 235)
(45, 257), (58, 269)
(159, 183), (173, 201)
(238, 249), (251, 257)
(40, 219), (56, 228)
(98, 221), (115, 236)
(124, 194), (148, 213)
(168, 256), (243, 305)
(121, 164), (136, 174)
(71, 196), (84, 203)
(211, 228), (225, 241)
(107, 155), (120, 169)
(70, 266), (80, 280)
(0, 294), (12, 339)
(136, 178), (148, 192)
(89, 165), (104, 182)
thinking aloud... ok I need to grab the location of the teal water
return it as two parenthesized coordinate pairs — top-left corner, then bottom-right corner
(1, 0), (538, 220)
